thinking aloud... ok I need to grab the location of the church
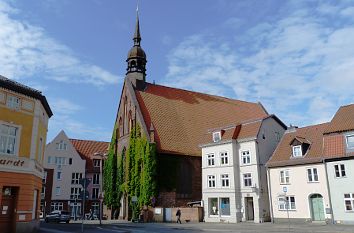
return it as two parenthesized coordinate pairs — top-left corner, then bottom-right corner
(112, 12), (278, 219)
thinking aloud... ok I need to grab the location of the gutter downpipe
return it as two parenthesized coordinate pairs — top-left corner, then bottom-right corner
(267, 167), (274, 223)
(323, 158), (335, 224)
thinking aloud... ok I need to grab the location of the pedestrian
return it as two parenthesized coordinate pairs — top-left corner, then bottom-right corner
(176, 208), (181, 224)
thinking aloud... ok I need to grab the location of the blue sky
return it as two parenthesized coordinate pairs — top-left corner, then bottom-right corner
(1, 0), (354, 143)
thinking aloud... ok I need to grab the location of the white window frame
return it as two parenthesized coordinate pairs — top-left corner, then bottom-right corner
(334, 164), (346, 178)
(344, 193), (354, 212)
(6, 95), (20, 110)
(212, 131), (221, 142)
(51, 202), (63, 211)
(57, 171), (62, 181)
(307, 168), (319, 182)
(93, 159), (101, 167)
(241, 150), (251, 165)
(207, 175), (216, 188)
(55, 187), (61, 196)
(72, 173), (82, 184)
(243, 173), (252, 187)
(93, 173), (99, 185)
(292, 145), (302, 157)
(0, 123), (20, 156)
(280, 170), (290, 184)
(346, 135), (354, 149)
(221, 174), (230, 187)
(208, 197), (219, 216)
(70, 187), (82, 200)
(207, 153), (215, 166)
(92, 188), (99, 199)
(278, 196), (296, 210)
(220, 151), (229, 165)
(56, 140), (67, 150)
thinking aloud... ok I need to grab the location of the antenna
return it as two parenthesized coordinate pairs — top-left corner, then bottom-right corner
(136, 0), (139, 15)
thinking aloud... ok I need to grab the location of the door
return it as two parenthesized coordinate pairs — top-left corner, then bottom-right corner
(310, 194), (325, 221)
(245, 197), (254, 221)
(164, 208), (172, 222)
(0, 187), (17, 233)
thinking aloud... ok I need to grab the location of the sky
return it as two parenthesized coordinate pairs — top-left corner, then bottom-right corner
(1, 0), (354, 143)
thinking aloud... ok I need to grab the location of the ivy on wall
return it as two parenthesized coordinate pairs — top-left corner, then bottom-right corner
(104, 123), (157, 220)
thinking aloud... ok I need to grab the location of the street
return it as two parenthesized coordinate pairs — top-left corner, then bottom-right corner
(39, 220), (354, 233)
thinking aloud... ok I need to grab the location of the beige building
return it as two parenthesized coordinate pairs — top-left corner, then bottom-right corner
(267, 123), (332, 223)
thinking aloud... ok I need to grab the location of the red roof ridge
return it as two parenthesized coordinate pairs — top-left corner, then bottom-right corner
(145, 82), (266, 107)
(69, 138), (109, 143)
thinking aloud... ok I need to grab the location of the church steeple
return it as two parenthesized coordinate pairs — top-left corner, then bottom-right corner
(126, 6), (147, 78)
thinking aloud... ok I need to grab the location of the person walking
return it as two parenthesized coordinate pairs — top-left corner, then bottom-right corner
(176, 208), (181, 224)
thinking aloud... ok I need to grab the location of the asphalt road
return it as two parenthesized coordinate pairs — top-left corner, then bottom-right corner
(39, 220), (354, 233)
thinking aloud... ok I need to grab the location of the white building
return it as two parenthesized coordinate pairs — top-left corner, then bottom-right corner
(201, 115), (286, 223)
(323, 104), (354, 224)
(43, 130), (86, 217)
(267, 123), (332, 223)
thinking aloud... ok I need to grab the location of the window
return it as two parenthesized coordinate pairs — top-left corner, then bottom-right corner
(55, 157), (66, 165)
(92, 188), (99, 199)
(43, 171), (47, 183)
(47, 156), (52, 164)
(212, 132), (221, 142)
(278, 196), (296, 210)
(346, 135), (354, 148)
(41, 186), (45, 199)
(71, 173), (82, 184)
(241, 150), (251, 165)
(220, 198), (230, 216)
(275, 131), (281, 142)
(55, 187), (61, 196)
(344, 193), (354, 211)
(0, 124), (18, 155)
(56, 140), (67, 150)
(6, 95), (20, 110)
(243, 173), (252, 187)
(70, 187), (82, 199)
(208, 175), (216, 188)
(69, 158), (72, 165)
(220, 151), (229, 165)
(57, 171), (62, 180)
(221, 174), (230, 187)
(292, 145), (302, 157)
(208, 198), (218, 216)
(334, 164), (346, 178)
(51, 202), (63, 211)
(207, 153), (215, 166)
(307, 168), (319, 182)
(280, 170), (290, 184)
(92, 202), (99, 214)
(93, 174), (99, 185)
(93, 159), (100, 167)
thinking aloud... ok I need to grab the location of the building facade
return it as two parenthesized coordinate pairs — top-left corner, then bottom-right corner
(267, 124), (332, 223)
(0, 76), (52, 233)
(201, 116), (286, 223)
(43, 131), (86, 218)
(323, 104), (354, 224)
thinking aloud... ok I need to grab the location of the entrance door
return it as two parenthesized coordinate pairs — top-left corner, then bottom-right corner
(310, 194), (325, 221)
(0, 187), (17, 233)
(245, 197), (254, 221)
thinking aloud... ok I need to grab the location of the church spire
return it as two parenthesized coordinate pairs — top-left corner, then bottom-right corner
(126, 3), (147, 79)
(133, 5), (141, 46)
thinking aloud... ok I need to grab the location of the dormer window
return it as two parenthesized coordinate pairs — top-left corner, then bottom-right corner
(292, 145), (302, 157)
(212, 131), (221, 143)
(346, 135), (354, 149)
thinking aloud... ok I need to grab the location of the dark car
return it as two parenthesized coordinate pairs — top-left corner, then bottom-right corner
(45, 210), (71, 223)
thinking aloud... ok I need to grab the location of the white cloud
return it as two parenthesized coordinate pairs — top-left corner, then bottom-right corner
(0, 1), (120, 86)
(164, 1), (354, 127)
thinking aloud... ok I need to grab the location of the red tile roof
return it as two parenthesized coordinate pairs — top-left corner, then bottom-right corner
(135, 83), (268, 156)
(70, 139), (109, 172)
(267, 123), (329, 168)
(324, 104), (354, 134)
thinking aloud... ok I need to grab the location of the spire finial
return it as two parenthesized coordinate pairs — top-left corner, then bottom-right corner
(133, 0), (141, 46)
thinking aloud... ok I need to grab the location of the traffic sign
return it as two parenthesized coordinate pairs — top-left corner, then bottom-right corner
(79, 190), (89, 200)
(79, 178), (91, 188)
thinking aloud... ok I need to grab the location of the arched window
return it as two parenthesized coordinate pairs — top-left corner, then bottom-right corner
(118, 117), (123, 138)
(128, 111), (133, 133)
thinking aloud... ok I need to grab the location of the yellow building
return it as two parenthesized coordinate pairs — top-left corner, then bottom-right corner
(0, 75), (52, 233)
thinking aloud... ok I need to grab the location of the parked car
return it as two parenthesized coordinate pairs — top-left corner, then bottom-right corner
(45, 210), (71, 223)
